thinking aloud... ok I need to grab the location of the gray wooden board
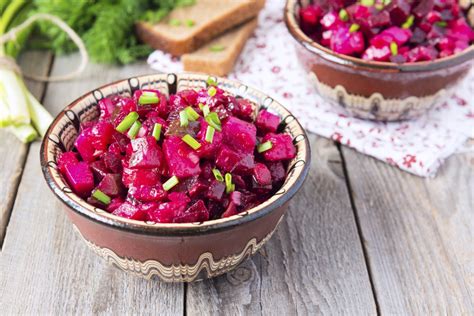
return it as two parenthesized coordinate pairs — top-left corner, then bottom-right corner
(186, 136), (377, 315)
(342, 147), (474, 314)
(0, 51), (52, 247)
(0, 54), (183, 315)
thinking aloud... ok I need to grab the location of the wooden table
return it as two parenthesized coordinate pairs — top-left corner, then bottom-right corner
(1, 52), (472, 315)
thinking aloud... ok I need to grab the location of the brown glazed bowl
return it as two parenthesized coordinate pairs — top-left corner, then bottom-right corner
(40, 73), (310, 282)
(285, 0), (474, 121)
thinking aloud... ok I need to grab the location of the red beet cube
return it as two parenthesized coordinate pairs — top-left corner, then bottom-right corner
(98, 98), (115, 120)
(368, 11), (391, 28)
(222, 116), (257, 153)
(230, 191), (242, 206)
(74, 131), (96, 162)
(163, 136), (201, 178)
(97, 173), (124, 197)
(174, 200), (209, 223)
(64, 162), (94, 197)
(221, 202), (238, 218)
(122, 167), (160, 188)
(216, 146), (255, 174)
(196, 119), (224, 158)
(299, 5), (322, 34)
(256, 110), (280, 133)
(362, 45), (391, 61)
(261, 133), (296, 162)
(57, 151), (78, 174)
(133, 89), (168, 117)
(253, 163), (272, 186)
(90, 121), (114, 151)
(128, 136), (163, 169)
(207, 180), (226, 201)
(128, 183), (167, 202)
(232, 98), (254, 121)
(386, 0), (411, 25)
(320, 11), (342, 29)
(147, 199), (188, 223)
(113, 202), (146, 220)
(267, 161), (287, 184)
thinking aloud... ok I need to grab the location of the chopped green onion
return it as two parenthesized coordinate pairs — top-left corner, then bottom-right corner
(198, 103), (204, 110)
(116, 111), (139, 132)
(257, 141), (273, 153)
(163, 176), (179, 191)
(185, 19), (195, 27)
(208, 86), (217, 97)
(209, 44), (225, 52)
(205, 112), (221, 131)
(225, 173), (234, 194)
(179, 110), (189, 127)
(185, 106), (200, 121)
(92, 189), (111, 205)
(212, 168), (224, 182)
(169, 18), (181, 26)
(436, 21), (447, 27)
(182, 134), (201, 150)
(402, 15), (414, 29)
(202, 104), (210, 117)
(349, 23), (360, 33)
(152, 123), (162, 141)
(375, 3), (384, 10)
(127, 121), (142, 139)
(384, 0), (391, 4)
(339, 9), (349, 21)
(361, 0), (375, 6)
(206, 77), (217, 86)
(205, 125), (215, 143)
(139, 92), (159, 105)
(390, 42), (398, 56)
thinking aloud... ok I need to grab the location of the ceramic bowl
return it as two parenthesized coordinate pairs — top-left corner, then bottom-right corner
(40, 73), (310, 282)
(284, 0), (474, 121)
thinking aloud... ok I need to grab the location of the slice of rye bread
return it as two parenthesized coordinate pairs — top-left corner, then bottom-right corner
(135, 0), (265, 56)
(181, 18), (258, 76)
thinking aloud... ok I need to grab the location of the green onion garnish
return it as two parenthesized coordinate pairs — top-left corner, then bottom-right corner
(169, 18), (181, 26)
(198, 103), (204, 110)
(92, 189), (111, 205)
(208, 86), (217, 97)
(185, 106), (200, 121)
(185, 19), (195, 27)
(205, 125), (215, 143)
(390, 42), (398, 56)
(361, 0), (375, 6)
(152, 123), (162, 141)
(202, 104), (210, 117)
(402, 15), (414, 29)
(179, 110), (189, 127)
(205, 112), (221, 131)
(436, 21), (447, 27)
(182, 134), (201, 150)
(375, 3), (384, 10)
(163, 176), (179, 191)
(349, 23), (360, 33)
(116, 111), (139, 133)
(139, 92), (159, 105)
(127, 121), (141, 139)
(212, 168), (224, 182)
(206, 77), (217, 86)
(257, 141), (273, 153)
(225, 173), (234, 194)
(384, 0), (391, 4)
(339, 9), (349, 21)
(209, 44), (225, 52)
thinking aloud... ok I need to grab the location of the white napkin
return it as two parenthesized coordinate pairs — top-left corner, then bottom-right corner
(148, 0), (474, 177)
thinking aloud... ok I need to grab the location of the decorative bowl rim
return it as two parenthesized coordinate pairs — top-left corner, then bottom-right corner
(284, 0), (474, 72)
(40, 73), (311, 236)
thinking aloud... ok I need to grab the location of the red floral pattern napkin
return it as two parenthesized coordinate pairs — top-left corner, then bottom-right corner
(148, 0), (474, 177)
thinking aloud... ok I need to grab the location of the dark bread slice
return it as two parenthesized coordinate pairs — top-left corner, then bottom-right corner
(182, 18), (258, 76)
(135, 0), (265, 56)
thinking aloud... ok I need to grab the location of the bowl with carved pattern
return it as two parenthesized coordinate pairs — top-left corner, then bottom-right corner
(284, 0), (474, 121)
(40, 73), (310, 282)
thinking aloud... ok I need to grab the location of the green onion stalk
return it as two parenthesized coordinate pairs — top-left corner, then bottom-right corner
(0, 0), (53, 143)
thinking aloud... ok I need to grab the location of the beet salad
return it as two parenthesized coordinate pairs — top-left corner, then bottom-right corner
(298, 0), (474, 63)
(57, 79), (296, 223)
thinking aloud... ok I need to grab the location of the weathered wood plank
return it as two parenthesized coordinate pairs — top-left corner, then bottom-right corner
(186, 136), (377, 315)
(0, 51), (52, 247)
(0, 54), (183, 315)
(342, 147), (474, 314)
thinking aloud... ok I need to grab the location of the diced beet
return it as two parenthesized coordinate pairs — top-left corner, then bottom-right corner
(299, 5), (322, 34)
(74, 131), (96, 162)
(221, 202), (238, 218)
(232, 175), (247, 190)
(113, 202), (146, 220)
(133, 89), (168, 117)
(207, 180), (226, 201)
(174, 200), (209, 223)
(97, 174), (124, 197)
(447, 18), (474, 42)
(368, 11), (391, 28)
(168, 192), (191, 203)
(406, 46), (438, 62)
(362, 45), (392, 61)
(346, 4), (372, 21)
(253, 163), (272, 186)
(188, 178), (208, 198)
(106, 197), (124, 213)
(267, 161), (287, 184)
(256, 110), (280, 134)
(386, 0), (411, 25)
(196, 119), (224, 158)
(103, 152), (122, 173)
(57, 151), (78, 174)
(128, 136), (163, 169)
(147, 199), (188, 223)
(128, 183), (166, 202)
(320, 11), (342, 29)
(64, 162), (94, 197)
(261, 133), (296, 162)
(216, 146), (255, 174)
(232, 98), (254, 121)
(137, 114), (167, 138)
(122, 167), (160, 188)
(90, 160), (108, 182)
(98, 98), (115, 120)
(230, 191), (242, 206)
(163, 136), (201, 178)
(222, 116), (257, 153)
(427, 11), (442, 23)
(413, 0), (435, 19)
